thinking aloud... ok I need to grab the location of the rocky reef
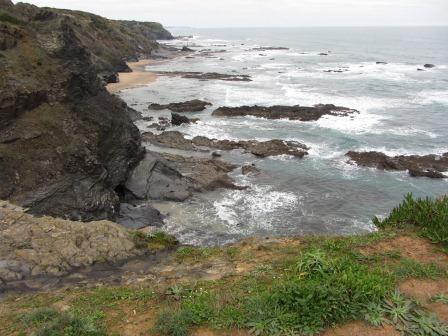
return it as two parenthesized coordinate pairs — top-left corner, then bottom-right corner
(346, 151), (448, 178)
(0, 1), (173, 221)
(212, 104), (359, 121)
(142, 131), (309, 158)
(148, 99), (212, 112)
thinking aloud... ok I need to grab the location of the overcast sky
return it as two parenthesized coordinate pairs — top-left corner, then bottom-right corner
(13, 0), (448, 28)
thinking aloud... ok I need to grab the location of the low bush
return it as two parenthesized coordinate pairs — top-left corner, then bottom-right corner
(373, 194), (448, 245)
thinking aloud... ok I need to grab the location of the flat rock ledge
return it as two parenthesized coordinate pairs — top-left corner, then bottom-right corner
(346, 151), (448, 179)
(148, 99), (212, 112)
(212, 104), (359, 121)
(0, 201), (139, 283)
(154, 71), (252, 82)
(142, 131), (309, 158)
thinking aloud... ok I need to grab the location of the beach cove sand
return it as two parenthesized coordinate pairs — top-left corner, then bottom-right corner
(106, 59), (157, 93)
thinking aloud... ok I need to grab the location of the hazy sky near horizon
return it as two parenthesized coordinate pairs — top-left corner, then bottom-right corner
(13, 0), (448, 28)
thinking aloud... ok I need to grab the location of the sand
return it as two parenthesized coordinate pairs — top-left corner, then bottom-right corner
(106, 59), (157, 93)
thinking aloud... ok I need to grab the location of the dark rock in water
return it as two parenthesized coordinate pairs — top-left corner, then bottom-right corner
(124, 152), (192, 202)
(181, 46), (194, 52)
(171, 113), (192, 126)
(142, 116), (154, 121)
(417, 68), (425, 71)
(424, 64), (436, 68)
(116, 203), (164, 229)
(212, 104), (358, 122)
(376, 61), (388, 65)
(212, 151), (222, 158)
(242, 164), (260, 175)
(346, 151), (448, 179)
(318, 53), (328, 56)
(154, 71), (252, 82)
(143, 131), (309, 158)
(250, 47), (289, 51)
(149, 99), (212, 112)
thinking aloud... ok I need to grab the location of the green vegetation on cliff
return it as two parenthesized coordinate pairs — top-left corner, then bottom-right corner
(1, 195), (447, 336)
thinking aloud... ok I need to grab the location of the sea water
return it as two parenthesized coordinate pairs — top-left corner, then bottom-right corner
(120, 27), (448, 245)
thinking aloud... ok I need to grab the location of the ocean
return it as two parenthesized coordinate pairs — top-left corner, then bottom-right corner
(120, 27), (448, 246)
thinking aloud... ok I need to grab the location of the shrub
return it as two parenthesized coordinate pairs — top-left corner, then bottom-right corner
(373, 194), (448, 245)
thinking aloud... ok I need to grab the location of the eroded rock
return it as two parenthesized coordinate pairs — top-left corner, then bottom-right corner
(346, 151), (448, 178)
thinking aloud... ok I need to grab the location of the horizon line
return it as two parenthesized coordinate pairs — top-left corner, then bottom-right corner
(166, 24), (448, 29)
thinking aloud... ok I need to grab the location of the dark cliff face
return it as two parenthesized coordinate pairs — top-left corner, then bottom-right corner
(0, 3), (169, 220)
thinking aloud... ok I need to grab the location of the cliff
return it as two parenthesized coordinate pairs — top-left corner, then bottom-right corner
(0, 0), (172, 220)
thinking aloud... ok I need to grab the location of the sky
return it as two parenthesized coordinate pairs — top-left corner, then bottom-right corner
(13, 0), (448, 28)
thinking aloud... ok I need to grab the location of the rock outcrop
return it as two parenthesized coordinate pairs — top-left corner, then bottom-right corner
(149, 99), (212, 112)
(171, 113), (198, 126)
(0, 201), (140, 282)
(154, 71), (252, 82)
(142, 131), (309, 158)
(346, 151), (448, 178)
(212, 104), (358, 121)
(0, 2), (171, 221)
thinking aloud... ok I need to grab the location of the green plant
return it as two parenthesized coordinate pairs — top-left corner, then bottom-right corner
(374, 194), (448, 245)
(131, 231), (178, 250)
(20, 309), (106, 336)
(431, 293), (448, 304)
(408, 310), (448, 335)
(392, 259), (445, 279)
(364, 302), (387, 327)
(153, 309), (194, 336)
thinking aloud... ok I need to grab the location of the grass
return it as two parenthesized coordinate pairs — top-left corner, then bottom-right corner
(153, 248), (395, 335)
(20, 308), (106, 336)
(374, 193), (448, 245)
(131, 230), (178, 250)
(392, 259), (446, 280)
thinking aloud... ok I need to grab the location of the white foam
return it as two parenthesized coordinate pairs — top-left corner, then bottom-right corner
(413, 90), (448, 106)
(214, 182), (299, 229)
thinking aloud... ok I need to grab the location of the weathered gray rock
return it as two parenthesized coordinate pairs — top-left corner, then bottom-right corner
(124, 152), (192, 202)
(116, 203), (164, 229)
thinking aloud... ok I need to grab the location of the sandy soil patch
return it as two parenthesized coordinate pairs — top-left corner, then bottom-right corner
(321, 321), (400, 336)
(399, 279), (448, 321)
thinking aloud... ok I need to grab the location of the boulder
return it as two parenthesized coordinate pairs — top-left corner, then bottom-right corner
(124, 152), (192, 202)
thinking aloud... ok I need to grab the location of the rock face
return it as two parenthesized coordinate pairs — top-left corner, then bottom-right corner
(212, 104), (358, 121)
(346, 151), (448, 179)
(149, 99), (212, 112)
(0, 201), (140, 282)
(143, 131), (309, 158)
(154, 71), (252, 82)
(0, 3), (171, 221)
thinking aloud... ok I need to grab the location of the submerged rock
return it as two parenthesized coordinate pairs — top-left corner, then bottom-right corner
(212, 104), (358, 122)
(346, 151), (448, 179)
(148, 99), (212, 112)
(424, 64), (436, 68)
(242, 164), (261, 175)
(171, 113), (197, 126)
(250, 46), (289, 51)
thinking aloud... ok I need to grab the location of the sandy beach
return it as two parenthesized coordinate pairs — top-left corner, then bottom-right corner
(106, 59), (157, 93)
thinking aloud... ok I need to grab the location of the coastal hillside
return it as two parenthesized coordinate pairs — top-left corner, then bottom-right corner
(0, 0), (172, 220)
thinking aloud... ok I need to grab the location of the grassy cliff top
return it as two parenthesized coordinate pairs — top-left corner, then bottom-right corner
(0, 195), (447, 335)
